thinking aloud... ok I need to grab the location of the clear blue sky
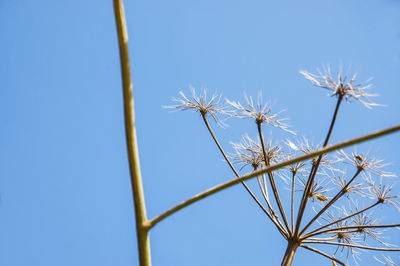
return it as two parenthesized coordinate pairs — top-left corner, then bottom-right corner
(1, 0), (400, 265)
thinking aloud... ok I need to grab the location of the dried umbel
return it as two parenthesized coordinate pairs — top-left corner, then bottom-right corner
(167, 66), (400, 266)
(300, 65), (381, 108)
(165, 87), (228, 126)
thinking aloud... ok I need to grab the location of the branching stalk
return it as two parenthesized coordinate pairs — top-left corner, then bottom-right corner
(202, 114), (288, 238)
(302, 201), (380, 240)
(281, 239), (299, 265)
(113, 0), (151, 265)
(295, 95), (343, 235)
(299, 169), (362, 235)
(149, 125), (400, 229)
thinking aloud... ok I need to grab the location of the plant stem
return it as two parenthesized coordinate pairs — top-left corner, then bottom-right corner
(202, 114), (288, 238)
(149, 124), (400, 228)
(302, 241), (400, 251)
(302, 201), (380, 240)
(299, 168), (362, 235)
(257, 122), (291, 234)
(295, 95), (343, 235)
(291, 171), (296, 233)
(300, 245), (347, 266)
(305, 224), (400, 238)
(281, 239), (299, 266)
(113, 1), (151, 265)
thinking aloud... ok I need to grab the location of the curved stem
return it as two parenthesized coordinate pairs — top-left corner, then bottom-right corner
(149, 124), (400, 228)
(113, 1), (151, 265)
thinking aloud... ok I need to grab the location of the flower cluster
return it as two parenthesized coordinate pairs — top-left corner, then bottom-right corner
(167, 65), (399, 266)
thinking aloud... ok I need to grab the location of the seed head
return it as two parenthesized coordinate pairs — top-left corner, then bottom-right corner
(300, 65), (381, 108)
(226, 93), (295, 134)
(337, 150), (395, 177)
(231, 135), (265, 170)
(165, 87), (228, 126)
(365, 175), (400, 211)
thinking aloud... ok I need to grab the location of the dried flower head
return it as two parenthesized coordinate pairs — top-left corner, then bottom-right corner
(300, 65), (381, 108)
(329, 172), (366, 198)
(298, 176), (331, 202)
(231, 135), (264, 170)
(374, 255), (397, 266)
(365, 176), (400, 211)
(231, 135), (284, 170)
(350, 211), (387, 245)
(320, 209), (360, 260)
(286, 138), (335, 169)
(337, 150), (395, 178)
(226, 93), (295, 134)
(165, 87), (227, 125)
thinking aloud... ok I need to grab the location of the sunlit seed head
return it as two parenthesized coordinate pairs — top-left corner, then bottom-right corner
(300, 65), (382, 109)
(231, 135), (265, 170)
(226, 92), (295, 134)
(364, 175), (400, 211)
(165, 87), (228, 126)
(337, 150), (395, 177)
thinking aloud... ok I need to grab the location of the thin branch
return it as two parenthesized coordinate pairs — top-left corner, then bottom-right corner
(303, 241), (400, 251)
(300, 244), (347, 266)
(295, 95), (343, 235)
(148, 124), (400, 228)
(302, 201), (380, 239)
(202, 115), (288, 238)
(308, 236), (339, 241)
(299, 169), (362, 235)
(291, 171), (296, 233)
(113, 0), (151, 265)
(257, 122), (292, 234)
(304, 224), (400, 239)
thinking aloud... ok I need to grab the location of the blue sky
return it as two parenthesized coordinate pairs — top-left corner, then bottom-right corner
(1, 0), (400, 265)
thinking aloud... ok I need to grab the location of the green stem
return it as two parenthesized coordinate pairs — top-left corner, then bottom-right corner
(149, 124), (400, 228)
(113, 1), (151, 265)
